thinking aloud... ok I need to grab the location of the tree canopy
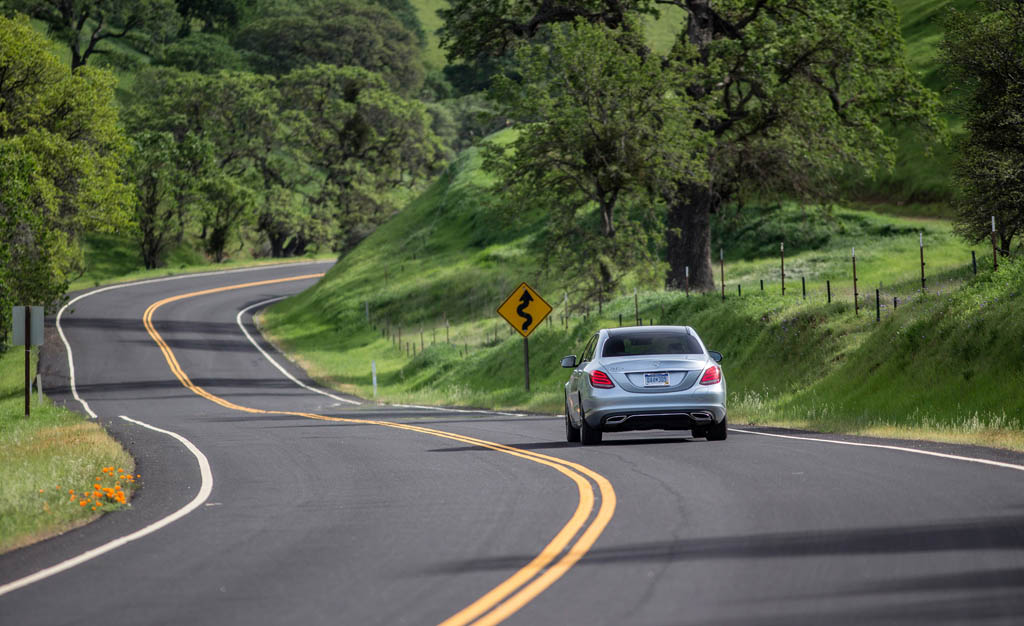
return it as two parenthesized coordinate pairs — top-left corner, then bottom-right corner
(175, 0), (253, 35)
(124, 62), (446, 262)
(487, 20), (709, 297)
(8, 0), (180, 68)
(156, 32), (246, 73)
(233, 0), (425, 94)
(280, 64), (447, 247)
(942, 0), (1024, 254)
(441, 0), (940, 291)
(0, 15), (133, 344)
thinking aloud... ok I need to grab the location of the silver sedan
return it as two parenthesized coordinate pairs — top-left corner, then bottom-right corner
(561, 325), (727, 445)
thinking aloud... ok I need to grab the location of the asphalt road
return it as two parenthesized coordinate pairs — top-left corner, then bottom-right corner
(2, 261), (1024, 625)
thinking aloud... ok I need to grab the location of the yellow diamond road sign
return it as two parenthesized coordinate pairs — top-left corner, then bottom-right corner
(497, 282), (552, 338)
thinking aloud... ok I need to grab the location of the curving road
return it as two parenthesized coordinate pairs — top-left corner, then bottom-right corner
(2, 261), (1023, 625)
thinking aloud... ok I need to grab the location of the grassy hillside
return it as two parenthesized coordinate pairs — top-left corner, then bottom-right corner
(851, 0), (971, 216)
(261, 134), (1024, 450)
(412, 0), (448, 69)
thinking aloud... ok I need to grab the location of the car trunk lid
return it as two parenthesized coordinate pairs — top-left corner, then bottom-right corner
(601, 357), (708, 392)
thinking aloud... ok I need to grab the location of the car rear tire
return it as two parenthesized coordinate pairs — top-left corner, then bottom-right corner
(705, 415), (728, 441)
(565, 398), (580, 443)
(580, 410), (603, 446)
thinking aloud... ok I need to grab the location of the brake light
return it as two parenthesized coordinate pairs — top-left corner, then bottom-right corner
(589, 370), (615, 389)
(699, 365), (721, 385)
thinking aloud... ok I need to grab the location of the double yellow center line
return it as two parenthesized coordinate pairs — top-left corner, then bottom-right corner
(141, 274), (617, 626)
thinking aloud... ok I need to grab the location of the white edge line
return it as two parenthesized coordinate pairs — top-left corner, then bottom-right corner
(236, 298), (360, 406)
(730, 427), (1024, 473)
(56, 260), (333, 420)
(391, 403), (526, 418)
(0, 415), (213, 597)
(237, 299), (528, 415)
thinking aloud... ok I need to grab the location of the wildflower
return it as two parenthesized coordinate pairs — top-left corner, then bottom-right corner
(79, 500), (88, 507)
(39, 489), (44, 493)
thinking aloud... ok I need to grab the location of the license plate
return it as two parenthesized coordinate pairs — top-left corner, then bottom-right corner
(644, 372), (669, 386)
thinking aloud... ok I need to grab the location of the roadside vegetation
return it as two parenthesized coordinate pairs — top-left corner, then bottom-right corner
(0, 350), (135, 553)
(262, 136), (1024, 451)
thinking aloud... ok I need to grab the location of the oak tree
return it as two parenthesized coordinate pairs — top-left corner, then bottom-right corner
(942, 0), (1024, 254)
(8, 0), (180, 69)
(440, 0), (939, 291)
(0, 15), (132, 344)
(279, 64), (447, 250)
(233, 0), (425, 94)
(487, 20), (709, 298)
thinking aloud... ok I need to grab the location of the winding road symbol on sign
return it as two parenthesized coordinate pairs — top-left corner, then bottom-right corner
(516, 290), (534, 330)
(497, 282), (551, 338)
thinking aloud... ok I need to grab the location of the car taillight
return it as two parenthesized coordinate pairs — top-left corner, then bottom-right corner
(699, 365), (721, 385)
(589, 370), (615, 389)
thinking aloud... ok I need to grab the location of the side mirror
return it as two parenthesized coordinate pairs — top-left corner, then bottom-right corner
(560, 355), (577, 368)
(708, 350), (723, 363)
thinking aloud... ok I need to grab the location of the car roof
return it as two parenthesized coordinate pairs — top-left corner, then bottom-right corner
(602, 325), (695, 337)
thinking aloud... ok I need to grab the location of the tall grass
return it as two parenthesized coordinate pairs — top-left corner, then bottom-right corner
(0, 349), (135, 553)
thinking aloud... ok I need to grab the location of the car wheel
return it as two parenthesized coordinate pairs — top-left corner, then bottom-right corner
(705, 415), (728, 441)
(579, 409), (603, 446)
(565, 397), (580, 443)
(691, 428), (707, 439)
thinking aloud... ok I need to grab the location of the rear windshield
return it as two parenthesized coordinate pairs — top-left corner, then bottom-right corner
(602, 332), (703, 357)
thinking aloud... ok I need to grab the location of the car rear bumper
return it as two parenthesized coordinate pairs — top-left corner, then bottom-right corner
(582, 388), (726, 431)
(598, 410), (721, 432)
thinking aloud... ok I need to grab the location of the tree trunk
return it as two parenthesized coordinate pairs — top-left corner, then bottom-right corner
(663, 0), (718, 292)
(268, 231), (287, 258)
(687, 0), (715, 61)
(665, 184), (715, 292)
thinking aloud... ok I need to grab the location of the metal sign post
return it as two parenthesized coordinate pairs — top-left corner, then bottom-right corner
(523, 338), (530, 392)
(780, 242), (786, 296)
(12, 306), (44, 416)
(919, 232), (927, 291)
(852, 248), (859, 316)
(720, 248), (725, 301)
(497, 283), (552, 391)
(992, 216), (999, 271)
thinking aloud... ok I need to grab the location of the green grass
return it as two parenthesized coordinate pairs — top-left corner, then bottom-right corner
(260, 136), (1024, 451)
(725, 256), (1024, 450)
(643, 4), (687, 55)
(412, 0), (448, 70)
(850, 0), (973, 210)
(0, 349), (135, 553)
